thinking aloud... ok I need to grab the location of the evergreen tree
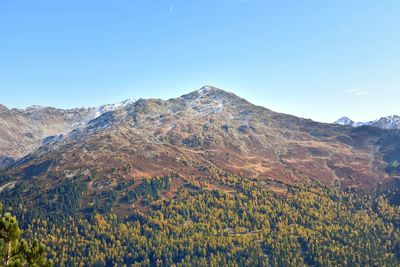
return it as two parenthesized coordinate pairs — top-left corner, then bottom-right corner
(0, 204), (52, 266)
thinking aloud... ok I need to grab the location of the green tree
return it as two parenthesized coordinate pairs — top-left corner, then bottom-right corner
(0, 204), (52, 266)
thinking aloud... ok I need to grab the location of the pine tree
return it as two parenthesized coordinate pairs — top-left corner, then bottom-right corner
(0, 204), (53, 266)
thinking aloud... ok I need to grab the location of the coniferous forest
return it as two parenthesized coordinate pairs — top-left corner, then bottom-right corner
(2, 175), (400, 266)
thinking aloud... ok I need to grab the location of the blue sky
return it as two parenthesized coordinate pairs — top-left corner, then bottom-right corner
(0, 0), (399, 123)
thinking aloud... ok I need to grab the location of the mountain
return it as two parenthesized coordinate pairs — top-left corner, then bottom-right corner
(0, 99), (135, 168)
(334, 116), (355, 126)
(2, 86), (400, 266)
(335, 115), (400, 129)
(1, 86), (400, 220)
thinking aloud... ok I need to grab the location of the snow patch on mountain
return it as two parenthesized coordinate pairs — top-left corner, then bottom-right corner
(25, 105), (46, 111)
(334, 117), (354, 126)
(95, 98), (135, 117)
(334, 115), (400, 129)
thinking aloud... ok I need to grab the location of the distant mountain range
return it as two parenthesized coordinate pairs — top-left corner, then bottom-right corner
(335, 115), (400, 129)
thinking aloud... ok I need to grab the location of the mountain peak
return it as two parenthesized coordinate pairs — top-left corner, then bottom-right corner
(26, 105), (46, 111)
(372, 115), (400, 129)
(335, 115), (400, 129)
(180, 86), (238, 101)
(95, 98), (135, 117)
(198, 85), (220, 93)
(334, 116), (354, 126)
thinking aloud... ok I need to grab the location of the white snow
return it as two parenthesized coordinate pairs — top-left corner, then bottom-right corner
(334, 115), (400, 129)
(95, 98), (135, 117)
(198, 86), (213, 94)
(335, 117), (354, 126)
(25, 105), (45, 111)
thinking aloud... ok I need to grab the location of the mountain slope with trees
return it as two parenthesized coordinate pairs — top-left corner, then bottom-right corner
(1, 87), (400, 266)
(1, 87), (400, 219)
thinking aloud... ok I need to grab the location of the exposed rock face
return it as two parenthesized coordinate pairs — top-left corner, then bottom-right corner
(0, 86), (398, 193)
(0, 106), (97, 161)
(0, 99), (135, 167)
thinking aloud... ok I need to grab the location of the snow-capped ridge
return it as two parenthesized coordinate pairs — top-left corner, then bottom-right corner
(334, 115), (400, 129)
(334, 116), (354, 126)
(26, 105), (46, 111)
(95, 98), (136, 117)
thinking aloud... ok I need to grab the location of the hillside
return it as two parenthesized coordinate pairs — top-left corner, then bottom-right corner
(1, 86), (400, 220)
(1, 86), (400, 266)
(0, 99), (135, 169)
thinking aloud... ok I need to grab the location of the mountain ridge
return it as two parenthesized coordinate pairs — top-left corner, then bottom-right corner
(0, 97), (137, 168)
(335, 115), (400, 129)
(1, 86), (400, 220)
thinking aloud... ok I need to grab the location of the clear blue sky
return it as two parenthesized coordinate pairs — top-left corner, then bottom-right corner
(0, 0), (399, 122)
